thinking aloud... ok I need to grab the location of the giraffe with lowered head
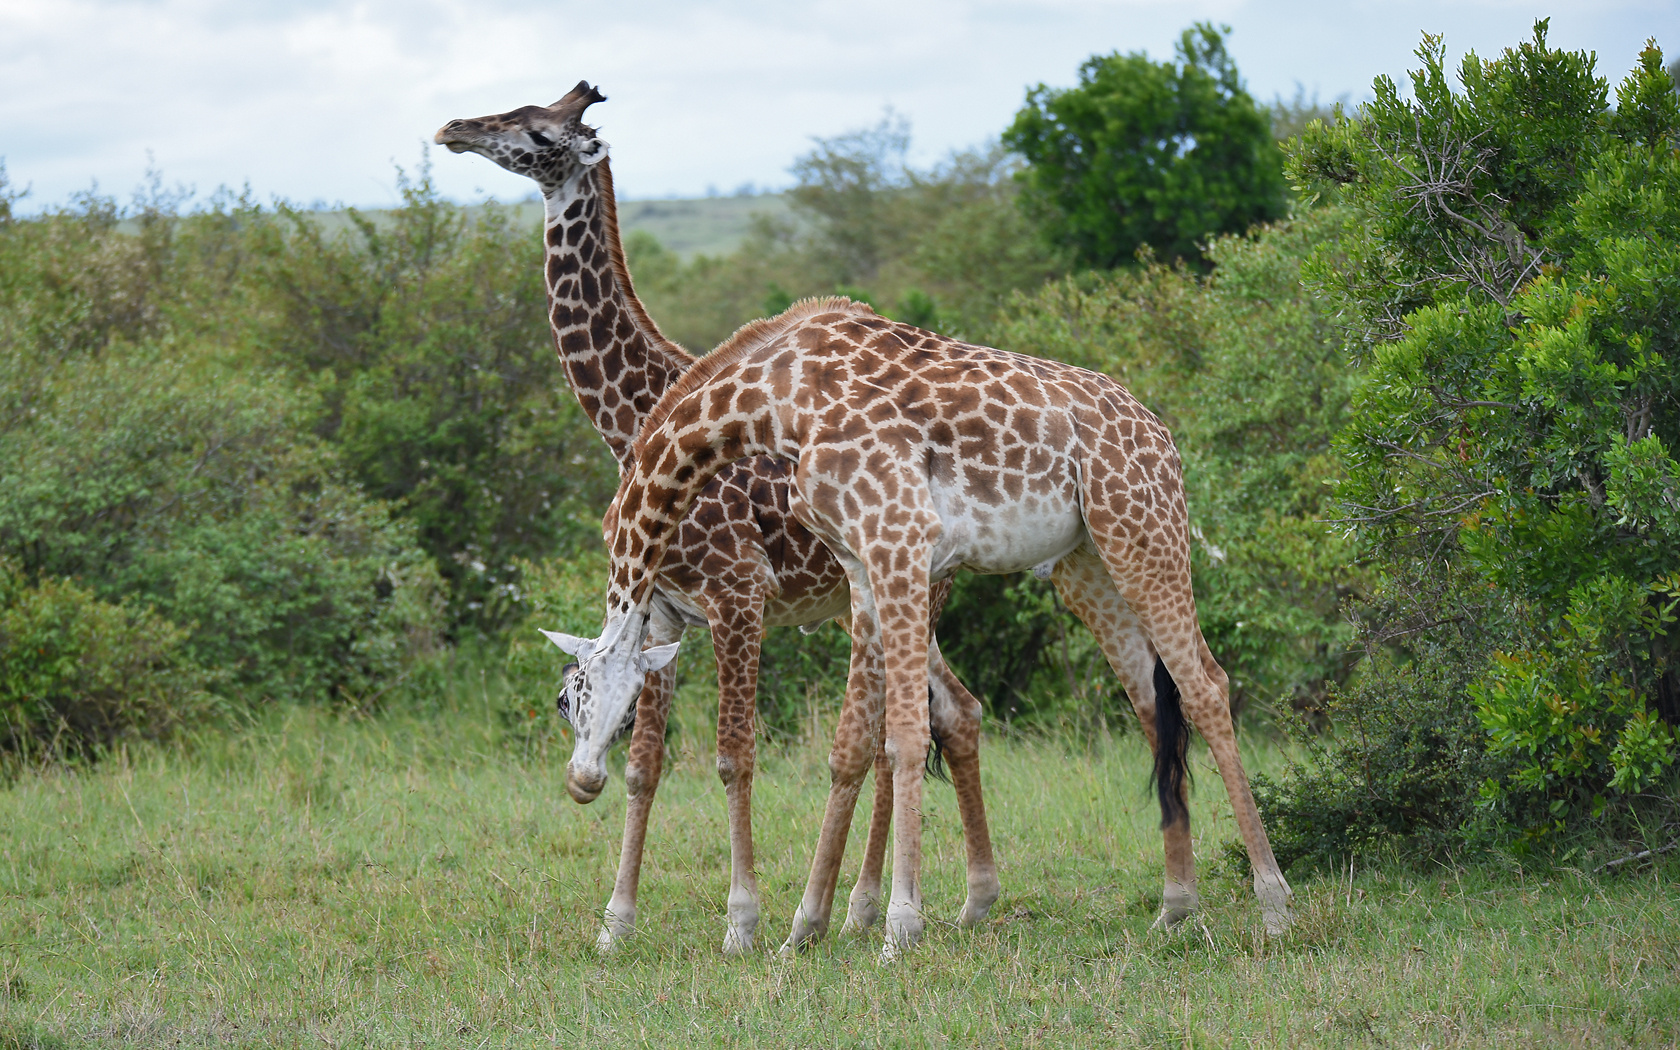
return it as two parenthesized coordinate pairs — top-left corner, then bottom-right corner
(562, 296), (1296, 958)
(434, 84), (1000, 953)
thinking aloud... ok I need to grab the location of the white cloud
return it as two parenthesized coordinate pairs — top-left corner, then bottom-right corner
(1, 0), (1672, 211)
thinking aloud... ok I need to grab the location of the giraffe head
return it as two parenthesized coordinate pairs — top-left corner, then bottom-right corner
(434, 81), (610, 190)
(541, 617), (679, 803)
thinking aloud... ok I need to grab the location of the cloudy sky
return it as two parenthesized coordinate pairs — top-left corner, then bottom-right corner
(2, 0), (1674, 211)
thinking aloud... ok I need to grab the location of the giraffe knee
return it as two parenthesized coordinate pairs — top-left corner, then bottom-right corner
(716, 751), (753, 786)
(827, 746), (872, 785)
(624, 763), (656, 797)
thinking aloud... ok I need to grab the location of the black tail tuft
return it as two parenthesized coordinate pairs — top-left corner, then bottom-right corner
(924, 686), (951, 783)
(1149, 657), (1191, 830)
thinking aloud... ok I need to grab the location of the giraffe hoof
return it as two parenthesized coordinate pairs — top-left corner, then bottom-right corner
(883, 902), (923, 956)
(1149, 904), (1195, 931)
(596, 905), (635, 953)
(1257, 875), (1294, 935)
(722, 923), (755, 955)
(1262, 907), (1295, 936)
(841, 896), (882, 933)
(781, 906), (826, 955)
(957, 875), (1002, 927)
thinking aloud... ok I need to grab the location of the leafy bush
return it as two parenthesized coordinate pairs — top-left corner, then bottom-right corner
(230, 168), (621, 636)
(1272, 24), (1680, 852)
(0, 558), (220, 756)
(0, 182), (454, 730)
(0, 344), (446, 710)
(1238, 566), (1512, 872)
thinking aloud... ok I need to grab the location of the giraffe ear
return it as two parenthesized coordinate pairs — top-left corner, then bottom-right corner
(541, 629), (596, 660)
(576, 136), (609, 166)
(639, 641), (681, 673)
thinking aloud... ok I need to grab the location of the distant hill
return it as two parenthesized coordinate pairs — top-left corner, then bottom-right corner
(506, 194), (798, 259)
(116, 193), (792, 258)
(292, 193), (796, 261)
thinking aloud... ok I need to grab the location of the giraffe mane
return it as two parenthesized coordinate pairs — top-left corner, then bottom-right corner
(633, 296), (875, 456)
(593, 157), (697, 375)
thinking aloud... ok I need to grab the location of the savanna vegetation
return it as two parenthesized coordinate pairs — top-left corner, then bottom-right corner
(3, 19), (1679, 1047)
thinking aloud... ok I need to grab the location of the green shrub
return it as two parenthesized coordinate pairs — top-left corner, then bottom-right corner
(1237, 567), (1512, 873)
(230, 169), (620, 636)
(0, 343), (446, 710)
(1284, 25), (1680, 850)
(0, 559), (220, 755)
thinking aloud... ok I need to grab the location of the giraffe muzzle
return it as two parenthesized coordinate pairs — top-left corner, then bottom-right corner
(433, 122), (478, 152)
(565, 762), (607, 804)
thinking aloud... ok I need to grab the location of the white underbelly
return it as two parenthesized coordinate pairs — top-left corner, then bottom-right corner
(928, 492), (1087, 579)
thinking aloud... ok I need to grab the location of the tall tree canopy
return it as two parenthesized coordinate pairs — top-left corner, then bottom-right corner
(1003, 23), (1286, 268)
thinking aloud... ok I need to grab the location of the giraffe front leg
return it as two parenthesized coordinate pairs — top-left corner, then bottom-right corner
(708, 591), (767, 955)
(840, 749), (892, 933)
(782, 572), (884, 954)
(596, 610), (683, 953)
(875, 564), (935, 961)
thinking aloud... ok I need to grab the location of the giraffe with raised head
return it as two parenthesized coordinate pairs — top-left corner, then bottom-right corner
(434, 85), (1000, 953)
(563, 296), (1296, 958)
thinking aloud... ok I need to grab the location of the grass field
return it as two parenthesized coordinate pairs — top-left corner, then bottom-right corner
(3, 677), (1677, 1048)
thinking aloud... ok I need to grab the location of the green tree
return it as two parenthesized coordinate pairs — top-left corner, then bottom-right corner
(1275, 24), (1680, 852)
(1003, 23), (1286, 269)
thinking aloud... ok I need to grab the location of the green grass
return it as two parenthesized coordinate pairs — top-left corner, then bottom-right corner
(2, 683), (1676, 1048)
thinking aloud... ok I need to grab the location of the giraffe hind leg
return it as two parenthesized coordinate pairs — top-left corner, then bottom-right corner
(1048, 551), (1197, 930)
(1081, 505), (1294, 933)
(840, 749), (892, 934)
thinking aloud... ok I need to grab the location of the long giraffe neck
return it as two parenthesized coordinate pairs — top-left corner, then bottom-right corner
(543, 158), (694, 472)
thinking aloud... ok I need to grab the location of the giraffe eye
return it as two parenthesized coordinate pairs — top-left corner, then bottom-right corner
(528, 129), (553, 148)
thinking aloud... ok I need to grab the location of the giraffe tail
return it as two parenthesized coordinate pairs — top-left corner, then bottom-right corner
(923, 686), (951, 783)
(1149, 657), (1192, 830)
